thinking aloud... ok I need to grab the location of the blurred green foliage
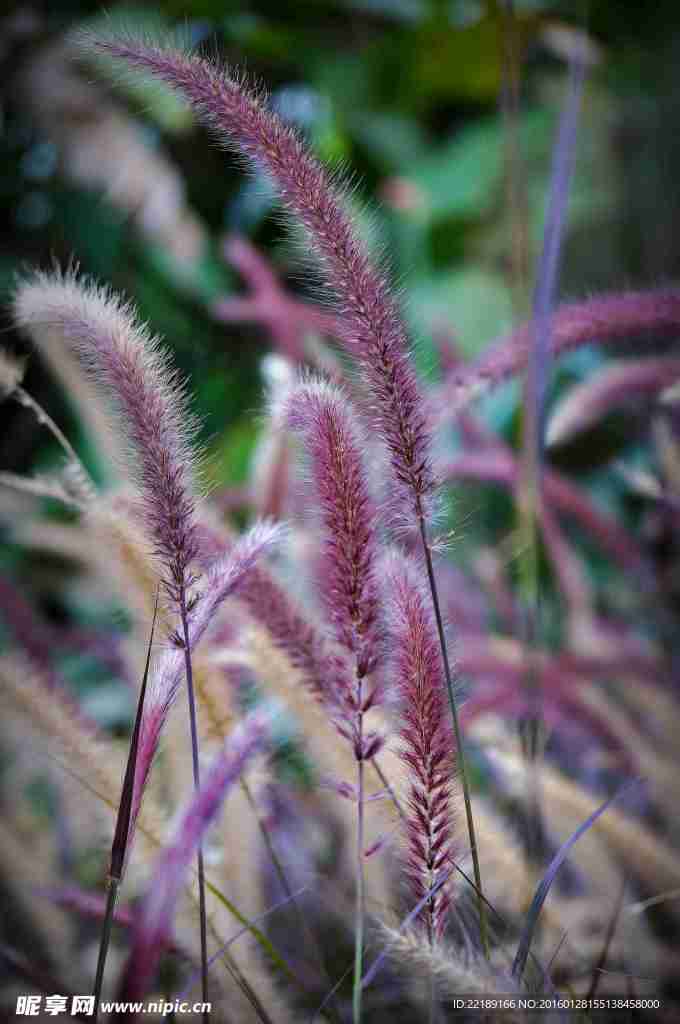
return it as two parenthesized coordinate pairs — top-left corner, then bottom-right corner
(2, 0), (680, 675)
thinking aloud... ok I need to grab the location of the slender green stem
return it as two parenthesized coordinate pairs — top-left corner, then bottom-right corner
(352, 682), (365, 1024)
(179, 592), (210, 1024)
(418, 515), (489, 958)
(93, 878), (118, 1022)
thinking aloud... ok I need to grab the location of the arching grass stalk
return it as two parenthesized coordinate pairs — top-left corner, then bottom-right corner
(90, 36), (489, 961)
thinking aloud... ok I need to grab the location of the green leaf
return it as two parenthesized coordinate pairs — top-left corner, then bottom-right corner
(410, 267), (513, 359)
(403, 110), (553, 225)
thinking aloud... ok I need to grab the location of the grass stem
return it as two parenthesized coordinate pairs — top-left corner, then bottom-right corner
(179, 591), (210, 1024)
(92, 878), (118, 1022)
(352, 683), (365, 1024)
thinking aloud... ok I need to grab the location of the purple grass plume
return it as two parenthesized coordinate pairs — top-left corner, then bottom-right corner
(13, 268), (199, 602)
(383, 552), (457, 941)
(120, 708), (272, 1003)
(279, 375), (386, 1023)
(93, 36), (436, 524)
(283, 375), (383, 701)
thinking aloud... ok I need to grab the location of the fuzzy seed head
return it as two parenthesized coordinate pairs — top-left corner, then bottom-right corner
(284, 375), (381, 674)
(384, 551), (457, 938)
(13, 268), (199, 599)
(95, 37), (436, 521)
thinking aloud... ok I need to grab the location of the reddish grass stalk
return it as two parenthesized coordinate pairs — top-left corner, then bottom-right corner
(12, 270), (226, 1017)
(93, 592), (158, 1022)
(95, 37), (488, 960)
(282, 377), (383, 1022)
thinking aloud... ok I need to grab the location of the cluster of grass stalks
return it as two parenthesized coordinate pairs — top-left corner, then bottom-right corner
(1, 26), (680, 1024)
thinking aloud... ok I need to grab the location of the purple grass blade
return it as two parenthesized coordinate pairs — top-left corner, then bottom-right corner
(525, 51), (586, 469)
(512, 779), (641, 982)
(92, 590), (159, 1022)
(518, 48), (585, 810)
(111, 589), (159, 884)
(92, 37), (436, 527)
(119, 708), (272, 1003)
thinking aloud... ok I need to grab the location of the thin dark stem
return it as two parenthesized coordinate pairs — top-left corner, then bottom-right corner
(93, 878), (118, 1022)
(353, 683), (365, 1024)
(371, 758), (406, 823)
(586, 876), (627, 1000)
(417, 515), (489, 958)
(14, 386), (82, 466)
(179, 591), (209, 1024)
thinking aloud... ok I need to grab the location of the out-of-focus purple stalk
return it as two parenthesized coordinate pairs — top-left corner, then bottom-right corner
(524, 55), (585, 472)
(441, 448), (648, 575)
(119, 709), (271, 1003)
(440, 288), (680, 419)
(546, 357), (680, 447)
(129, 522), (282, 844)
(516, 51), (585, 829)
(213, 235), (341, 363)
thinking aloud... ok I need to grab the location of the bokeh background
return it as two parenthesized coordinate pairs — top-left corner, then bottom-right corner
(3, 1), (680, 701)
(2, 1), (680, 1014)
